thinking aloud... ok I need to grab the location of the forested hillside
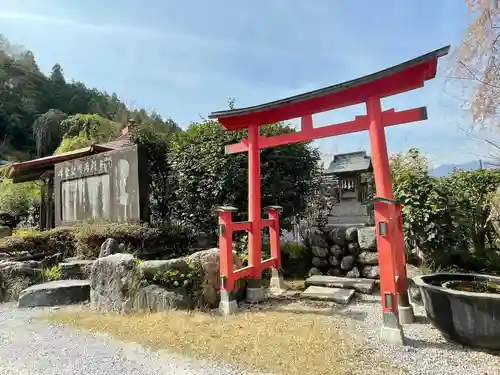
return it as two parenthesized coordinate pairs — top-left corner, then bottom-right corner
(0, 35), (179, 161)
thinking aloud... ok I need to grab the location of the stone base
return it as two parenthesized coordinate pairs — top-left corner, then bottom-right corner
(269, 269), (287, 292)
(246, 279), (266, 303)
(219, 290), (239, 315)
(219, 299), (239, 315)
(269, 276), (287, 291)
(247, 287), (266, 302)
(380, 325), (405, 346)
(398, 304), (415, 324)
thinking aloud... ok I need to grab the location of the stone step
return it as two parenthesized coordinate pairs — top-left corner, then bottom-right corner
(300, 286), (355, 304)
(305, 275), (376, 294)
(18, 279), (90, 308)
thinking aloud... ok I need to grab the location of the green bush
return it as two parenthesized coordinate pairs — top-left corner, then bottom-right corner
(0, 222), (195, 260)
(72, 222), (195, 259)
(42, 265), (61, 281)
(390, 148), (500, 273)
(152, 258), (203, 306)
(0, 227), (75, 256)
(0, 176), (41, 219)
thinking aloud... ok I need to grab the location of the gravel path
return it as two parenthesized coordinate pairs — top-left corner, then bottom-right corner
(342, 294), (500, 375)
(0, 303), (262, 375)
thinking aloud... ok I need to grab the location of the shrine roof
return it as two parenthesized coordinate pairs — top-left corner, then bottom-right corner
(8, 121), (138, 183)
(209, 45), (450, 130)
(7, 144), (113, 183)
(325, 151), (372, 175)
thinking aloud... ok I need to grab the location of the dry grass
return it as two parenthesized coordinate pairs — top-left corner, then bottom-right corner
(48, 308), (404, 375)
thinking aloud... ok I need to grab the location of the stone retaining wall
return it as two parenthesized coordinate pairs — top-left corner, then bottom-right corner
(308, 226), (380, 279)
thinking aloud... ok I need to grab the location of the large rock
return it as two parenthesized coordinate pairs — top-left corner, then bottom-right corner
(99, 238), (120, 258)
(330, 245), (344, 258)
(312, 256), (328, 268)
(329, 228), (346, 247)
(357, 251), (379, 265)
(90, 253), (146, 314)
(361, 265), (380, 279)
(346, 266), (361, 278)
(309, 229), (328, 248)
(139, 258), (191, 280)
(133, 284), (191, 312)
(340, 255), (356, 271)
(311, 246), (329, 257)
(59, 260), (95, 280)
(0, 261), (43, 301)
(187, 248), (246, 308)
(357, 227), (377, 250)
(328, 255), (339, 267)
(345, 227), (358, 242)
(18, 280), (90, 308)
(347, 242), (360, 256)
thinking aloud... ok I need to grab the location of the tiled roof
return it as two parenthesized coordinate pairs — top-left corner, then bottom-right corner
(325, 151), (372, 175)
(8, 122), (137, 183)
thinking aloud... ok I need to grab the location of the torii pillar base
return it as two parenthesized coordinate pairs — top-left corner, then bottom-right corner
(380, 312), (405, 346)
(398, 297), (415, 325)
(246, 279), (266, 303)
(219, 290), (239, 315)
(269, 268), (287, 293)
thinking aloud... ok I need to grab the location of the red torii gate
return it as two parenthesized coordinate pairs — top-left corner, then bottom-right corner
(209, 46), (449, 344)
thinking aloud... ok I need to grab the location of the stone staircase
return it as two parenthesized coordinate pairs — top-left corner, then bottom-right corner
(300, 275), (376, 305)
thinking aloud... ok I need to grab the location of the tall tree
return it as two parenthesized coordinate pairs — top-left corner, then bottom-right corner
(0, 35), (180, 160)
(452, 1), (500, 130)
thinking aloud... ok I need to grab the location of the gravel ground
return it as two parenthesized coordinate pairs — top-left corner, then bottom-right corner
(0, 303), (264, 375)
(342, 294), (500, 375)
(2, 295), (500, 375)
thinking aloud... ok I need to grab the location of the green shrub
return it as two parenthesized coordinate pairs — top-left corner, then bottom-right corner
(42, 265), (61, 281)
(0, 227), (75, 256)
(281, 242), (308, 259)
(0, 222), (195, 260)
(152, 258), (203, 306)
(12, 228), (41, 237)
(72, 222), (195, 259)
(390, 148), (500, 273)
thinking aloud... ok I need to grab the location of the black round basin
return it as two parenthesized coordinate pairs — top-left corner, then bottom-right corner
(413, 273), (500, 352)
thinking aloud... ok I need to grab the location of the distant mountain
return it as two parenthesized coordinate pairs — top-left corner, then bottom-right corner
(430, 160), (497, 177)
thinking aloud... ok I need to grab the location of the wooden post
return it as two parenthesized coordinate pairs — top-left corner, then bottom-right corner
(367, 96), (405, 344)
(247, 124), (262, 279)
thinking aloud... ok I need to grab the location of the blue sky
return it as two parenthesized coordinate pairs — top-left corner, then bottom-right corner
(0, 0), (492, 166)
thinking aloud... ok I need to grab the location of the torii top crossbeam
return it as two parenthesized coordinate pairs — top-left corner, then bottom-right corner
(209, 46), (449, 131)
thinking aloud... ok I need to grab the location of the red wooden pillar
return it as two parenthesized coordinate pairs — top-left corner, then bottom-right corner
(248, 124), (262, 279)
(366, 96), (405, 340)
(391, 202), (413, 322)
(217, 207), (237, 293)
(267, 206), (282, 269)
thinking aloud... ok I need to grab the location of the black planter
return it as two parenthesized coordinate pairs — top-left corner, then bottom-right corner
(414, 273), (500, 352)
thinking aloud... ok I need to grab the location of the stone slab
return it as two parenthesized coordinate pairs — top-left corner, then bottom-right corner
(305, 275), (375, 294)
(59, 260), (95, 280)
(18, 280), (90, 308)
(300, 286), (355, 304)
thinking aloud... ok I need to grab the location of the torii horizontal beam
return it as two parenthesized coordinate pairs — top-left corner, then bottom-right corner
(225, 106), (427, 155)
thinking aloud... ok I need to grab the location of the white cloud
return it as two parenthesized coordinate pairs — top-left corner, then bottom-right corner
(0, 11), (236, 51)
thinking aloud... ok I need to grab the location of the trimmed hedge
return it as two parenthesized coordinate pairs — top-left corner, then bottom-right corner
(0, 222), (195, 260)
(73, 222), (195, 259)
(0, 227), (75, 256)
